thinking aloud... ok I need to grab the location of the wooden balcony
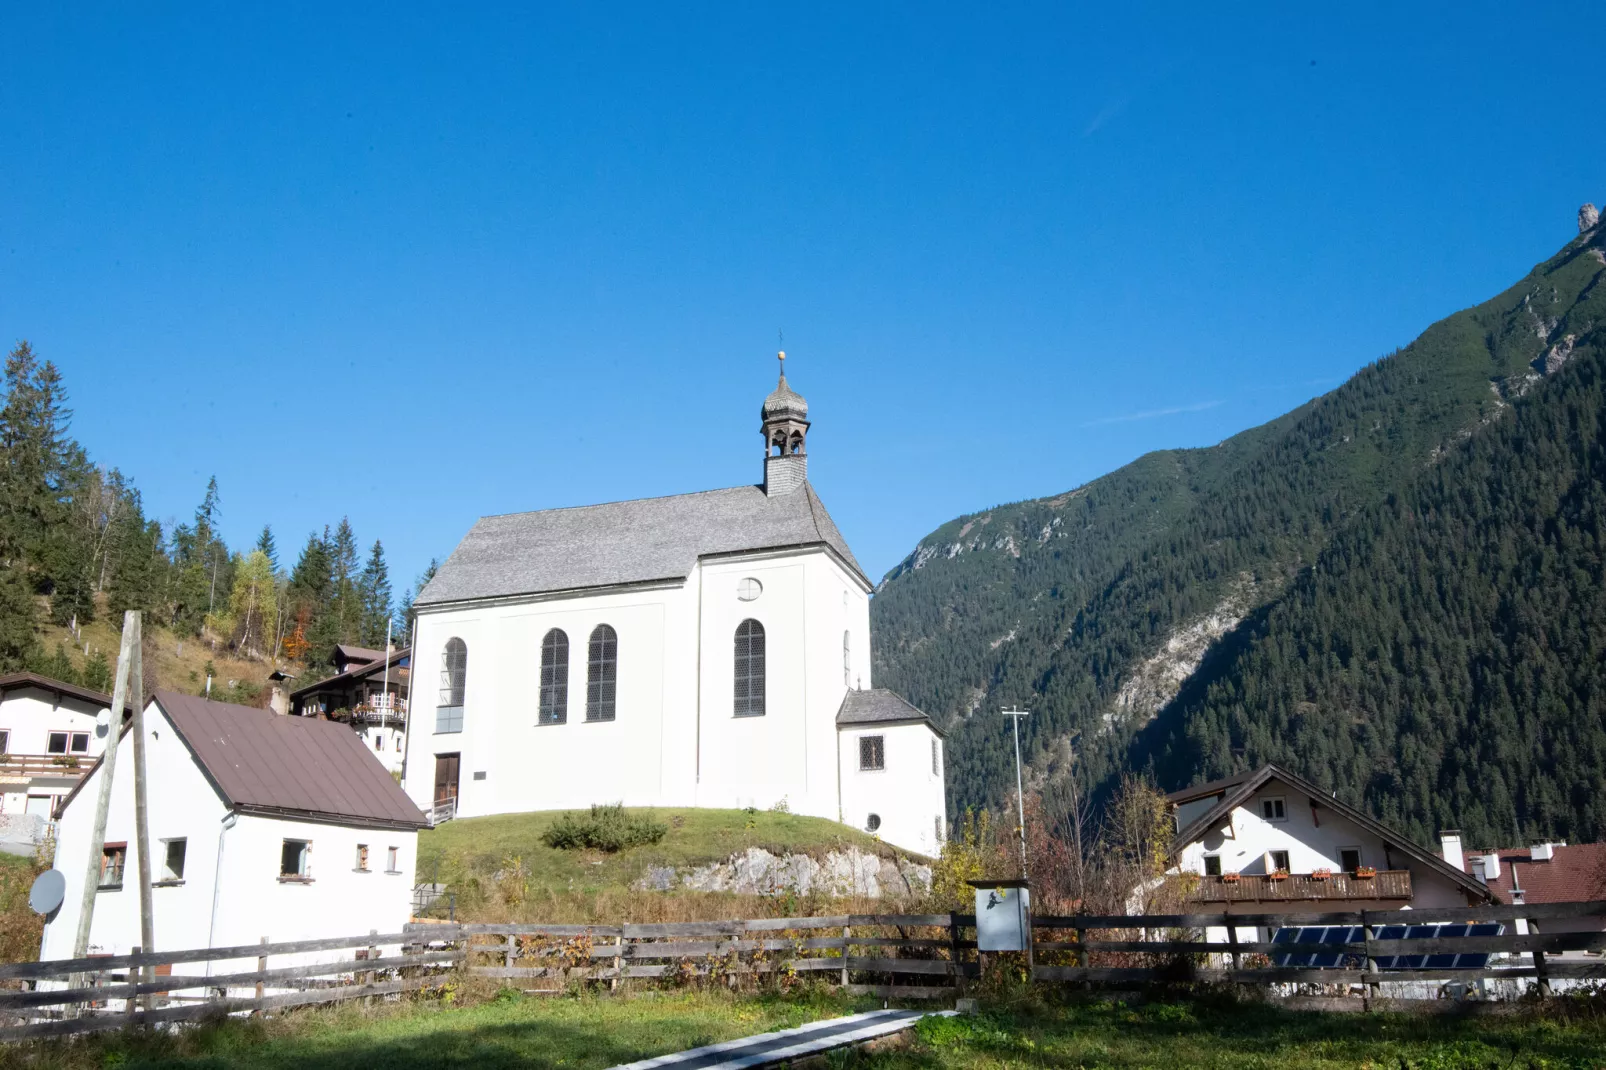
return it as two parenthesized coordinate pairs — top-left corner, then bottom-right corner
(1190, 870), (1413, 903)
(0, 752), (94, 781)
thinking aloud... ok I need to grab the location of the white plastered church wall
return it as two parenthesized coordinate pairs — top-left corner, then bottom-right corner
(838, 723), (945, 857)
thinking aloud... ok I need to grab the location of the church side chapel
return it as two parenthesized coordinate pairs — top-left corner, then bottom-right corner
(402, 354), (947, 856)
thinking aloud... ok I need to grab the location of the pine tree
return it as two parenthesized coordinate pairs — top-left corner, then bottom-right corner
(288, 529), (336, 666)
(256, 525), (279, 572)
(329, 518), (360, 643)
(396, 558), (438, 636)
(357, 540), (392, 646)
(0, 564), (38, 671)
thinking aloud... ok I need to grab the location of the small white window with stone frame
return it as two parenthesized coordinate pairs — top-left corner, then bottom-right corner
(1259, 796), (1287, 822)
(386, 846), (401, 874)
(859, 735), (884, 772)
(1267, 849), (1291, 874)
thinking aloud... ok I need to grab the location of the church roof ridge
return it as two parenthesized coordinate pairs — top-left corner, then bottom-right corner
(474, 482), (770, 522)
(418, 478), (866, 607)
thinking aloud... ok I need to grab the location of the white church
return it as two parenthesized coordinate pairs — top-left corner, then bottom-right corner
(401, 356), (948, 855)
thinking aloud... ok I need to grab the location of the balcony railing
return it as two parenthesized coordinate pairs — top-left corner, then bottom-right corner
(350, 700), (408, 726)
(1190, 870), (1413, 902)
(0, 753), (95, 780)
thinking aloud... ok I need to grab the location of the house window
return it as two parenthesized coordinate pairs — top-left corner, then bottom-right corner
(280, 839), (311, 880)
(99, 844), (127, 888)
(0, 729), (8, 753)
(931, 738), (940, 776)
(1340, 847), (1362, 873)
(859, 735), (885, 771)
(843, 630), (851, 686)
(374, 736), (382, 751)
(1260, 797), (1287, 822)
(436, 638), (467, 733)
(737, 577), (762, 601)
(47, 732), (69, 754)
(586, 625), (618, 722)
(935, 816), (943, 844)
(539, 629), (570, 724)
(161, 839), (187, 881)
(866, 813), (881, 833)
(733, 619), (766, 717)
(1203, 855), (1222, 877)
(70, 733), (89, 753)
(387, 846), (400, 873)
(1269, 850), (1290, 873)
(356, 844), (370, 872)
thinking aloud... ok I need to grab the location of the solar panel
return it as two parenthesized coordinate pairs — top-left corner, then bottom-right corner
(1269, 921), (1505, 971)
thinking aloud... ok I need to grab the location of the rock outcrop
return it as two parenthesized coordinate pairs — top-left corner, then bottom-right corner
(1581, 203), (1600, 233)
(634, 845), (931, 898)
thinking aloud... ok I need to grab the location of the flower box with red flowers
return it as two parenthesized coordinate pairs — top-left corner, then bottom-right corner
(1268, 869), (1291, 881)
(1311, 868), (1334, 880)
(1354, 866), (1377, 879)
(1220, 872), (1241, 884)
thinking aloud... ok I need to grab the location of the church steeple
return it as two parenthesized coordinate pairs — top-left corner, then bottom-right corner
(761, 350), (810, 496)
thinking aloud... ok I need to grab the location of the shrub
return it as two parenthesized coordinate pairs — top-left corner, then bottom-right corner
(541, 804), (668, 852)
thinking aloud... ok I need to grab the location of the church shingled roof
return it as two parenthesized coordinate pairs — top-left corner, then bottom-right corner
(762, 374), (808, 420)
(417, 481), (866, 606)
(837, 688), (944, 736)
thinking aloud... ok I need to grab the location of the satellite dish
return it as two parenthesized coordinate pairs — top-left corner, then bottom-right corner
(29, 869), (66, 916)
(96, 708), (111, 730)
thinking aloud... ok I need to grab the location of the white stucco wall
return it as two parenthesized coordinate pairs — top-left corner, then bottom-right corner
(838, 722), (946, 857)
(0, 686), (112, 816)
(1175, 781), (1472, 910)
(399, 542), (940, 853)
(40, 699), (416, 973)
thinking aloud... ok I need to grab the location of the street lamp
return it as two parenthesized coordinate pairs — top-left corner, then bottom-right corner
(1002, 707), (1030, 879)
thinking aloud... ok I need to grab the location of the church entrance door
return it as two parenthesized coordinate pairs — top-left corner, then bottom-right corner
(434, 753), (460, 808)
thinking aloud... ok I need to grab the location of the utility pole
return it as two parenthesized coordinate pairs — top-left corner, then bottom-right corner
(72, 612), (142, 984)
(1002, 707), (1031, 880)
(127, 613), (155, 1010)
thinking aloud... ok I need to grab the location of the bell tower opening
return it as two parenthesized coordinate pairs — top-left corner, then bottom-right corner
(760, 350), (810, 496)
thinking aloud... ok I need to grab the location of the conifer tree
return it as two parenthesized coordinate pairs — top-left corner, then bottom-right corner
(256, 524), (279, 572)
(357, 539), (392, 646)
(396, 558), (438, 635)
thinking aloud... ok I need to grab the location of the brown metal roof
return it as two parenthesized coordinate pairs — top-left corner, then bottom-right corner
(0, 671), (134, 715)
(154, 691), (427, 830)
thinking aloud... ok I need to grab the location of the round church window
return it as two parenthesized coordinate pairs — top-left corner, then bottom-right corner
(866, 813), (881, 833)
(737, 578), (763, 602)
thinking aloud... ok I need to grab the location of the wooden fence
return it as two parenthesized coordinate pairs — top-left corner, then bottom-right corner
(5, 900), (1604, 1042)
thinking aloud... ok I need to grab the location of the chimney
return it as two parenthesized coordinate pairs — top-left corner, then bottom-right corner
(1529, 843), (1555, 862)
(1479, 852), (1501, 880)
(1438, 830), (1464, 871)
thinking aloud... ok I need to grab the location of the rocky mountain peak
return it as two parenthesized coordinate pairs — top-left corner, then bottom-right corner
(1581, 202), (1600, 233)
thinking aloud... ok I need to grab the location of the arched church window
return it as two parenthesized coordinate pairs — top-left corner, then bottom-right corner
(733, 619), (766, 717)
(586, 625), (618, 722)
(788, 431), (803, 455)
(437, 638), (467, 734)
(539, 629), (569, 725)
(843, 630), (851, 686)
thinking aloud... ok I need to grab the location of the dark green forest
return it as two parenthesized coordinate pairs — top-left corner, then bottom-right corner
(873, 215), (1606, 849)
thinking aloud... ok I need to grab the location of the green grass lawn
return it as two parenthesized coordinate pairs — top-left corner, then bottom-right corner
(418, 807), (910, 916)
(9, 990), (1605, 1070)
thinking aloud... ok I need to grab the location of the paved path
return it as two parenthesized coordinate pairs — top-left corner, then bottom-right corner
(610, 1008), (954, 1070)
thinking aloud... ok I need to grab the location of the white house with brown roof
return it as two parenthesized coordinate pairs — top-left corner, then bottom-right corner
(0, 673), (131, 856)
(402, 357), (947, 855)
(39, 692), (428, 969)
(1167, 764), (1493, 912)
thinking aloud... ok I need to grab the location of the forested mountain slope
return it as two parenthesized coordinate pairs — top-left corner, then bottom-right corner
(872, 210), (1606, 845)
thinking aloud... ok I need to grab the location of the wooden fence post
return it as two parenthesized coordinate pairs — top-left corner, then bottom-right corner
(255, 937), (268, 1005)
(947, 914), (963, 993)
(841, 925), (851, 988)
(1361, 912), (1380, 1002)
(1224, 914), (1241, 973)
(1530, 918), (1552, 998)
(612, 931), (622, 992)
(123, 947), (141, 1025)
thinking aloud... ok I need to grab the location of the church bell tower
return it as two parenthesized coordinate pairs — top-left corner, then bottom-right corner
(761, 351), (809, 496)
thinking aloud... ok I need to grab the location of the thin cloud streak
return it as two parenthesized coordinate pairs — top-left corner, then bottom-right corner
(1082, 400), (1223, 426)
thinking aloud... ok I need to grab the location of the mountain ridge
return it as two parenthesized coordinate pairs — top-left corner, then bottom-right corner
(871, 207), (1606, 845)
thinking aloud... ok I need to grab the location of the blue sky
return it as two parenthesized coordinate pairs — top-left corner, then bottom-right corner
(4, 4), (1603, 596)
